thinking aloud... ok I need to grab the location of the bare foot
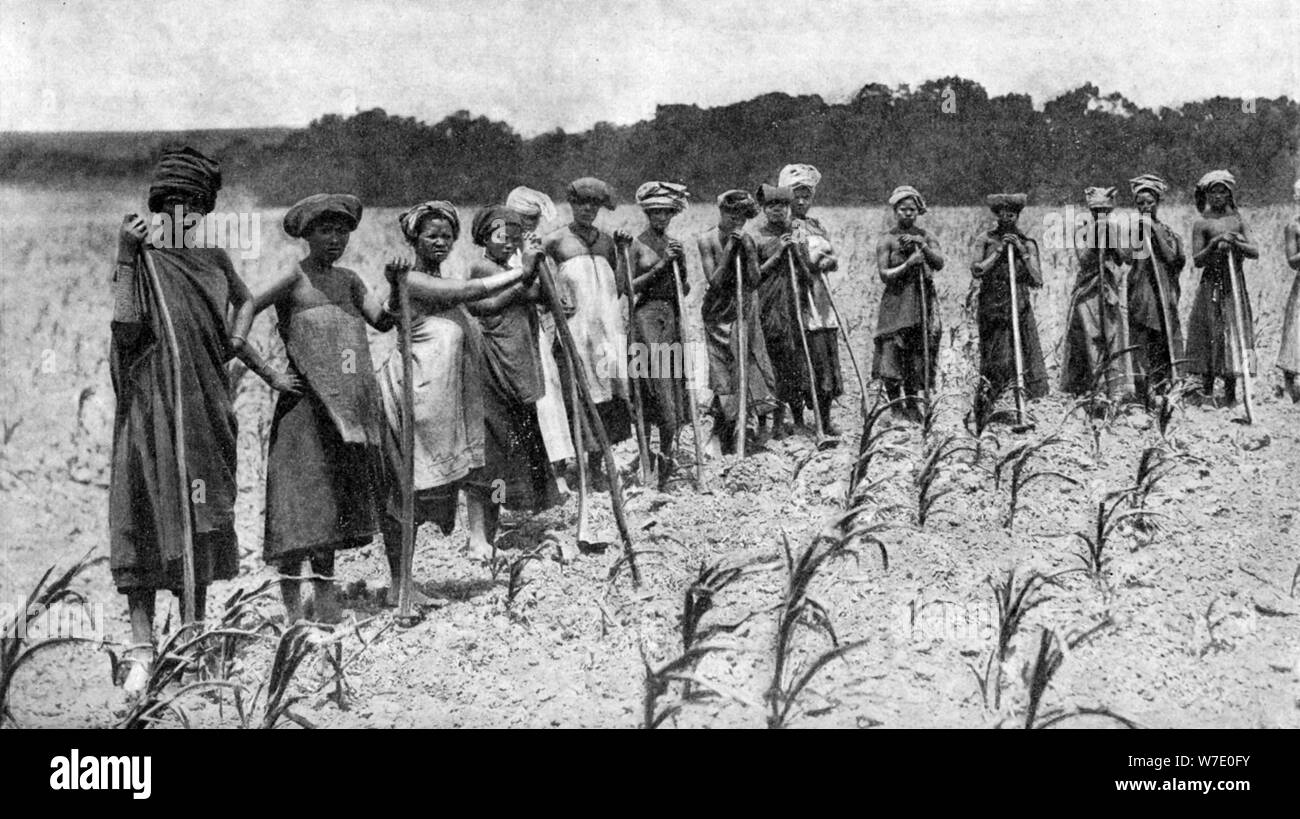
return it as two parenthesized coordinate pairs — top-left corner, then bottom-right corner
(311, 580), (343, 624)
(384, 583), (442, 609)
(464, 539), (494, 565)
(122, 646), (154, 696)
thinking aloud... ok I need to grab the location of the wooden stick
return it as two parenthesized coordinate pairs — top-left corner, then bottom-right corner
(1097, 239), (1112, 398)
(536, 256), (640, 584)
(734, 250), (748, 458)
(786, 250), (833, 448)
(618, 245), (653, 485)
(1006, 244), (1030, 429)
(671, 259), (705, 488)
(917, 259), (934, 416)
(138, 247), (196, 624)
(818, 268), (869, 417)
(568, 347), (591, 544)
(1226, 251), (1255, 424)
(1144, 229), (1179, 382)
(396, 268), (417, 621)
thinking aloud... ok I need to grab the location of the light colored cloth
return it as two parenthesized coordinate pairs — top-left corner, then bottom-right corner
(506, 187), (557, 223)
(1195, 170), (1237, 211)
(534, 308), (575, 462)
(1277, 261), (1300, 375)
(554, 252), (627, 404)
(1084, 186), (1117, 211)
(888, 185), (927, 213)
(636, 181), (689, 212)
(399, 200), (460, 242)
(1129, 174), (1169, 200)
(778, 163), (821, 191)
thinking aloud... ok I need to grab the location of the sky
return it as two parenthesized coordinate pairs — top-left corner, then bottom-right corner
(2, 0), (1297, 134)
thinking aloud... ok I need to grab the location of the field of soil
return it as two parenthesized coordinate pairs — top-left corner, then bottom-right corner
(2, 187), (1297, 728)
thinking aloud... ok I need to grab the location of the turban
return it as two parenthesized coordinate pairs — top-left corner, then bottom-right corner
(505, 186), (557, 223)
(716, 189), (759, 218)
(147, 146), (222, 214)
(398, 200), (460, 243)
(986, 193), (1028, 213)
(1195, 169), (1237, 212)
(1084, 186), (1117, 211)
(1128, 173), (1169, 200)
(565, 177), (615, 209)
(756, 183), (794, 205)
(888, 185), (928, 214)
(635, 181), (690, 212)
(282, 193), (363, 238)
(470, 205), (523, 247)
(778, 163), (822, 191)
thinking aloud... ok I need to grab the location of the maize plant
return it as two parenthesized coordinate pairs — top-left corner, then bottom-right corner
(914, 434), (978, 526)
(1019, 626), (1135, 729)
(846, 393), (910, 500)
(680, 558), (766, 652)
(640, 643), (751, 729)
(969, 569), (1057, 712)
(994, 435), (1079, 530)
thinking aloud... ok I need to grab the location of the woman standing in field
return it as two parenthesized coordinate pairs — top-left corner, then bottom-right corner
(873, 185), (944, 423)
(507, 187), (573, 491)
(1061, 186), (1129, 398)
(239, 194), (394, 623)
(1186, 170), (1260, 407)
(377, 201), (534, 603)
(781, 164), (844, 435)
(697, 189), (780, 454)
(1119, 174), (1186, 401)
(544, 177), (632, 489)
(969, 193), (1049, 420)
(626, 181), (691, 488)
(465, 205), (561, 548)
(110, 147), (255, 691)
(1275, 179), (1300, 403)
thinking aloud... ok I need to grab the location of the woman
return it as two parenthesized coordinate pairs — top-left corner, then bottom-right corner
(969, 193), (1049, 420)
(873, 185), (944, 422)
(231, 194), (393, 623)
(377, 201), (533, 604)
(110, 147), (254, 692)
(465, 205), (561, 548)
(544, 177), (632, 489)
(506, 186), (574, 488)
(1119, 173), (1186, 401)
(1279, 179), (1300, 402)
(754, 183), (824, 438)
(1186, 170), (1260, 406)
(1061, 186), (1129, 398)
(627, 181), (691, 487)
(696, 189), (780, 454)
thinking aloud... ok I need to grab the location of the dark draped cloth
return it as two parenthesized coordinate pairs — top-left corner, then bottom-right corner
(109, 245), (239, 592)
(1186, 248), (1256, 378)
(630, 231), (687, 430)
(755, 224), (815, 411)
(975, 231), (1049, 405)
(873, 228), (941, 389)
(1060, 246), (1128, 395)
(1124, 221), (1186, 386)
(263, 266), (385, 565)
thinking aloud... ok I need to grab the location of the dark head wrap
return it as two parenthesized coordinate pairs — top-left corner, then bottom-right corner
(986, 193), (1028, 213)
(1129, 173), (1169, 201)
(471, 205), (524, 247)
(282, 193), (363, 238)
(398, 200), (460, 243)
(756, 183), (794, 205)
(147, 146), (222, 214)
(716, 189), (759, 218)
(565, 177), (615, 209)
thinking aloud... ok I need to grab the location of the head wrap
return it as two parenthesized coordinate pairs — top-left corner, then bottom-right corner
(1195, 169), (1237, 212)
(147, 146), (222, 214)
(470, 205), (523, 247)
(635, 181), (690, 212)
(565, 177), (615, 209)
(986, 193), (1028, 213)
(282, 193), (363, 238)
(756, 184), (794, 205)
(1128, 173), (1169, 201)
(505, 186), (557, 224)
(716, 189), (759, 218)
(1293, 178), (1300, 202)
(1084, 186), (1117, 212)
(398, 200), (460, 243)
(778, 164), (822, 191)
(888, 185), (928, 214)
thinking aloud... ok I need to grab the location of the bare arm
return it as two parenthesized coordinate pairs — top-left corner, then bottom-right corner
(970, 235), (1000, 278)
(399, 267), (526, 307)
(352, 273), (396, 331)
(1286, 222), (1300, 271)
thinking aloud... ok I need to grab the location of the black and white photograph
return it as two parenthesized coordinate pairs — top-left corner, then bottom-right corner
(1, 0), (1297, 756)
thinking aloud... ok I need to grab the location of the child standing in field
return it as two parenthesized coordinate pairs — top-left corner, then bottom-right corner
(626, 181), (691, 487)
(239, 194), (393, 623)
(1186, 170), (1260, 407)
(969, 193), (1049, 420)
(1061, 186), (1130, 398)
(1274, 179), (1300, 403)
(873, 185), (944, 423)
(1119, 173), (1186, 401)
(697, 189), (779, 454)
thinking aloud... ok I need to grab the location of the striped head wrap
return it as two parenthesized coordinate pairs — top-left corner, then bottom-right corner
(147, 146), (222, 214)
(888, 185), (927, 214)
(283, 193), (363, 238)
(1128, 173), (1169, 200)
(635, 181), (690, 212)
(1195, 170), (1237, 212)
(398, 200), (460, 243)
(778, 163), (822, 191)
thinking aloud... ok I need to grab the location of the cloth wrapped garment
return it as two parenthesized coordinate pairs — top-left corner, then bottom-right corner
(1194, 170), (1237, 212)
(1060, 244), (1129, 395)
(872, 228), (940, 391)
(1084, 186), (1117, 211)
(399, 200), (460, 242)
(1123, 220), (1186, 386)
(716, 189), (759, 218)
(147, 146), (222, 214)
(471, 206), (523, 247)
(109, 245), (239, 591)
(756, 184), (794, 205)
(283, 194), (362, 237)
(1185, 247), (1256, 378)
(1129, 174), (1169, 200)
(778, 164), (821, 191)
(628, 230), (688, 429)
(636, 181), (689, 212)
(973, 230), (1048, 407)
(985, 193), (1027, 213)
(566, 177), (615, 209)
(888, 185), (928, 214)
(262, 263), (384, 564)
(506, 187), (557, 224)
(1277, 252), (1300, 375)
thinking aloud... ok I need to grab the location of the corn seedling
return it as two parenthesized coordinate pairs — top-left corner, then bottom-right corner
(961, 385), (1001, 466)
(680, 558), (767, 652)
(846, 393), (910, 500)
(969, 569), (1057, 711)
(1, 549), (101, 727)
(232, 622), (322, 729)
(993, 435), (1079, 530)
(914, 434), (978, 526)
(504, 545), (548, 611)
(640, 643), (753, 728)
(767, 535), (869, 728)
(1196, 599), (1232, 658)
(1019, 627), (1137, 729)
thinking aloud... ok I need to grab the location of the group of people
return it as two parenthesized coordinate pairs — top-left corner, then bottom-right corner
(108, 146), (1300, 692)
